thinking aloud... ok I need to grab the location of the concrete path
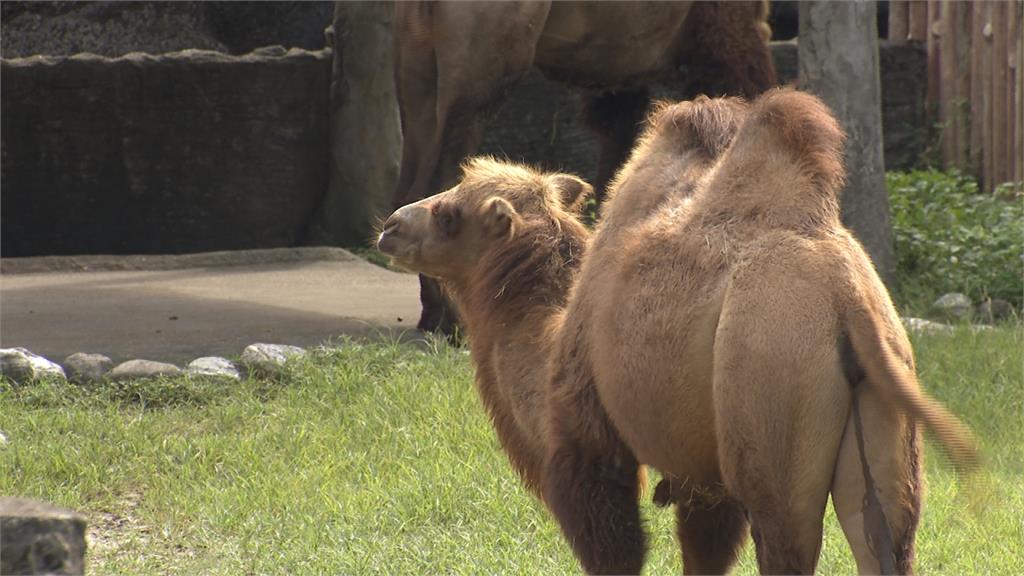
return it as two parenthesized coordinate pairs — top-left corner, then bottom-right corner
(0, 248), (422, 364)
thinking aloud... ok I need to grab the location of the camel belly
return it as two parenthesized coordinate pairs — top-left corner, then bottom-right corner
(534, 1), (692, 88)
(591, 281), (726, 484)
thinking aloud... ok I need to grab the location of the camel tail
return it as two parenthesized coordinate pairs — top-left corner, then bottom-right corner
(845, 307), (980, 476)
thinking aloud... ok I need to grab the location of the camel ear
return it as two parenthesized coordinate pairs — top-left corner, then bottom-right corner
(481, 197), (520, 239)
(551, 174), (594, 213)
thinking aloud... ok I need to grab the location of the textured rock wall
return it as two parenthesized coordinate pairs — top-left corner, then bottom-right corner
(1, 40), (925, 257)
(0, 1), (332, 57)
(1, 48), (331, 257)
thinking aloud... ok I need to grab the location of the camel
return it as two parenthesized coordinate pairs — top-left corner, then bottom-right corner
(376, 156), (596, 494)
(544, 88), (979, 575)
(375, 95), (749, 561)
(391, 0), (778, 334)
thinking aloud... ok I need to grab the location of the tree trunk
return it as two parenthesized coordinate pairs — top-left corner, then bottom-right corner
(309, 2), (400, 247)
(798, 1), (896, 288)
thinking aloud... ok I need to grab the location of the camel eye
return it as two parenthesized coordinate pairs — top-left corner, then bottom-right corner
(435, 206), (461, 237)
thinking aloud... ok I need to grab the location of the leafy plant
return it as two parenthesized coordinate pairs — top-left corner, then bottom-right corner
(888, 170), (1023, 310)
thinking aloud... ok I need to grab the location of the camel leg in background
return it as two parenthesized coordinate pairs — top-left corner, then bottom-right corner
(392, 2), (550, 335)
(580, 88), (651, 207)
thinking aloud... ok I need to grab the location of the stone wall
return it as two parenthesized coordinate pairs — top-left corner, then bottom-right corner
(1, 40), (926, 257)
(1, 48), (331, 257)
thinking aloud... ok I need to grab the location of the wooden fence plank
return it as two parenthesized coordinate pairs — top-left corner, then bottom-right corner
(982, 1), (994, 189)
(909, 0), (929, 41)
(1007, 0), (1020, 186)
(890, 0), (910, 42)
(940, 0), (958, 165)
(993, 0), (1008, 186)
(970, 1), (985, 175)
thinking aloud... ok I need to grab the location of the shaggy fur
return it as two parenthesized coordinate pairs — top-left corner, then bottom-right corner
(547, 88), (978, 575)
(377, 158), (594, 494)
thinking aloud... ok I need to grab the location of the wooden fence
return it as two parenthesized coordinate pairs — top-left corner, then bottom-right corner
(888, 0), (1022, 190)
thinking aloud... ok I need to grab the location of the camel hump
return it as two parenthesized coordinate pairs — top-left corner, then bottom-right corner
(844, 306), (980, 476)
(647, 95), (748, 158)
(748, 88), (847, 195)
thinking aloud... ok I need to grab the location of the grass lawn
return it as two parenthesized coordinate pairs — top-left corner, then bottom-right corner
(1, 326), (1021, 574)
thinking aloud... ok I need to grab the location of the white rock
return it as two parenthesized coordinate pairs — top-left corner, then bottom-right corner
(63, 352), (113, 384)
(932, 292), (972, 319)
(901, 317), (954, 335)
(0, 430), (8, 448)
(0, 348), (66, 383)
(186, 356), (241, 380)
(240, 343), (306, 375)
(108, 359), (181, 381)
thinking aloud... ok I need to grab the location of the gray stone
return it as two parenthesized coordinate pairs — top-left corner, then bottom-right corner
(62, 353), (113, 384)
(240, 343), (306, 376)
(108, 359), (181, 381)
(0, 430), (8, 448)
(902, 317), (955, 335)
(186, 356), (241, 380)
(932, 292), (973, 320)
(0, 348), (66, 383)
(0, 497), (87, 576)
(975, 298), (1015, 324)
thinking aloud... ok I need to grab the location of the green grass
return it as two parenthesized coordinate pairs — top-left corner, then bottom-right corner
(1, 327), (1021, 574)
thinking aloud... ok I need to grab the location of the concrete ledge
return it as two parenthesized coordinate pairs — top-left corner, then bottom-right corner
(1, 246), (360, 274)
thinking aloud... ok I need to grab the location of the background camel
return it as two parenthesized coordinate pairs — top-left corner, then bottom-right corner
(392, 0), (777, 334)
(377, 157), (595, 495)
(545, 89), (978, 574)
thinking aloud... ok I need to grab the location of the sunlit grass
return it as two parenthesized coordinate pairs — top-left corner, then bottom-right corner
(1, 326), (1020, 574)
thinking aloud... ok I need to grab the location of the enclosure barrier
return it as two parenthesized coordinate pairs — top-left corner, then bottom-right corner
(889, 0), (1024, 189)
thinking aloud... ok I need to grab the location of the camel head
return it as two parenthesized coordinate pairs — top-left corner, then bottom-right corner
(377, 157), (592, 282)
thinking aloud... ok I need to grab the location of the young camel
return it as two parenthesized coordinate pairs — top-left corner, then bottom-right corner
(544, 88), (979, 575)
(376, 157), (596, 495)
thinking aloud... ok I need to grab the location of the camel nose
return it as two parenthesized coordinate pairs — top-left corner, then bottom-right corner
(377, 209), (407, 254)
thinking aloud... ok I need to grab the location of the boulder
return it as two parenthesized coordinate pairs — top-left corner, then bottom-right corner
(0, 348), (66, 383)
(240, 343), (306, 376)
(108, 359), (181, 381)
(901, 317), (955, 335)
(62, 353), (113, 384)
(0, 497), (87, 576)
(186, 356), (241, 380)
(932, 292), (973, 320)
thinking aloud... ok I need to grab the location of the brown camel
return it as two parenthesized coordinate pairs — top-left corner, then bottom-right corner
(392, 0), (778, 334)
(377, 157), (596, 494)
(544, 88), (979, 575)
(375, 95), (748, 567)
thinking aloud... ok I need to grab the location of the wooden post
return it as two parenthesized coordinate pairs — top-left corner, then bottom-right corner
(992, 0), (1008, 187)
(890, 0), (909, 42)
(799, 0), (895, 287)
(909, 0), (929, 41)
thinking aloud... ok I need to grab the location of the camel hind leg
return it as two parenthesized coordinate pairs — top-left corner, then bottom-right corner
(831, 383), (922, 575)
(713, 273), (850, 573)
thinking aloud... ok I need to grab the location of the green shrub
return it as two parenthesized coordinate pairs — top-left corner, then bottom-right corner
(887, 170), (1023, 310)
